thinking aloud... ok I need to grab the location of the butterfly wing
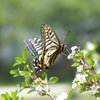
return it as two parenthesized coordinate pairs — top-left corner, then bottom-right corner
(40, 24), (62, 71)
(41, 24), (60, 51)
(23, 37), (43, 56)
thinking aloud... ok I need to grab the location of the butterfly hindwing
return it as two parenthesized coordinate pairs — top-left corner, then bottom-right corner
(23, 37), (42, 56)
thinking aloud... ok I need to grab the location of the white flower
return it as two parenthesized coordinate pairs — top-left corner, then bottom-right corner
(67, 46), (78, 59)
(56, 92), (68, 100)
(97, 97), (100, 100)
(72, 74), (88, 89)
(72, 82), (77, 89)
(81, 49), (87, 55)
(86, 41), (95, 51)
(76, 65), (83, 72)
(90, 85), (100, 94)
(35, 85), (42, 95)
(71, 46), (78, 53)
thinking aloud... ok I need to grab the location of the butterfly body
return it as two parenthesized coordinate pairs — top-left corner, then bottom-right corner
(23, 24), (66, 74)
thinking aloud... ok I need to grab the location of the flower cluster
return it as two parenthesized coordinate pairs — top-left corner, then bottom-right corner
(34, 77), (47, 85)
(68, 43), (100, 99)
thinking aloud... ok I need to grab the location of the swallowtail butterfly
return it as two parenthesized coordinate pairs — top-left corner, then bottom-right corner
(23, 24), (67, 74)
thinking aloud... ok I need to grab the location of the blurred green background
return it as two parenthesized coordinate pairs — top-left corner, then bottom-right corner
(0, 0), (100, 99)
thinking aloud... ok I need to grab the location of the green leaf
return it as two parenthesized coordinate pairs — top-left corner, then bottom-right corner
(71, 63), (79, 67)
(73, 56), (78, 62)
(25, 74), (30, 84)
(42, 72), (47, 82)
(23, 66), (31, 72)
(18, 88), (25, 93)
(77, 51), (84, 57)
(13, 62), (20, 67)
(21, 97), (24, 100)
(91, 74), (95, 80)
(11, 91), (17, 99)
(13, 74), (19, 77)
(49, 77), (58, 84)
(97, 88), (100, 92)
(15, 57), (23, 63)
(75, 81), (80, 84)
(5, 92), (11, 100)
(90, 58), (95, 66)
(10, 70), (19, 74)
(27, 89), (35, 94)
(1, 94), (7, 100)
(78, 85), (83, 89)
(32, 82), (39, 85)
(20, 82), (28, 87)
(22, 48), (27, 62)
(95, 92), (100, 97)
(67, 89), (74, 100)
(21, 71), (29, 75)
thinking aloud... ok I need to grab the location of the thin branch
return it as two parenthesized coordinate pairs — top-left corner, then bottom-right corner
(47, 93), (55, 100)
(82, 59), (97, 75)
(19, 73), (33, 79)
(23, 63), (32, 72)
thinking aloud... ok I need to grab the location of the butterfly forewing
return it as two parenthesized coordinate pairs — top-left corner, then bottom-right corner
(23, 37), (42, 56)
(41, 24), (60, 51)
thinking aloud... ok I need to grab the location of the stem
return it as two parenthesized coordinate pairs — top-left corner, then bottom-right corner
(47, 93), (55, 100)
(92, 69), (97, 75)
(38, 83), (55, 100)
(82, 59), (91, 68)
(19, 72), (33, 79)
(23, 63), (36, 79)
(82, 63), (91, 69)
(29, 85), (44, 94)
(23, 63), (32, 72)
(82, 59), (97, 75)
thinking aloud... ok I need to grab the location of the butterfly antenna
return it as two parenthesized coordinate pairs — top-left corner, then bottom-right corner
(63, 30), (70, 43)
(63, 31), (70, 54)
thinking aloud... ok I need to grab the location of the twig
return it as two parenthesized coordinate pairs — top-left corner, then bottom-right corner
(47, 93), (55, 100)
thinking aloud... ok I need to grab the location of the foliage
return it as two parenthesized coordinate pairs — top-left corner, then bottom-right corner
(1, 90), (24, 100)
(1, 48), (60, 100)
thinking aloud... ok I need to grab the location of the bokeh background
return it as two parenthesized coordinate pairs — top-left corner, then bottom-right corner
(0, 0), (100, 100)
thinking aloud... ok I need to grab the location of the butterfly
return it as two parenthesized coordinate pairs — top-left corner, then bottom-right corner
(23, 24), (67, 74)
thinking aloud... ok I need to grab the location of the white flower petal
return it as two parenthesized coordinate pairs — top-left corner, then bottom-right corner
(72, 74), (88, 88)
(35, 85), (42, 95)
(97, 97), (100, 100)
(77, 65), (83, 72)
(72, 82), (77, 89)
(67, 53), (74, 59)
(86, 41), (94, 51)
(56, 92), (68, 100)
(67, 46), (78, 59)
(71, 46), (78, 52)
